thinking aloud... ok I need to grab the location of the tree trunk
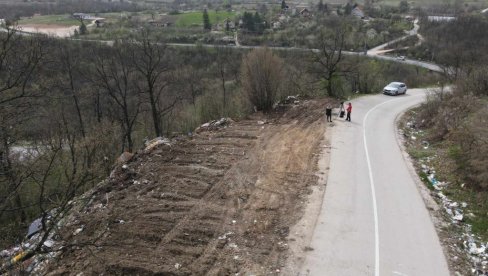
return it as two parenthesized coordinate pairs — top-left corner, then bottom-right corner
(148, 88), (162, 137)
(221, 70), (226, 116)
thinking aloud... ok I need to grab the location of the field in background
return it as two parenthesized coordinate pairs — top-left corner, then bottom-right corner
(18, 14), (79, 26)
(176, 11), (236, 27)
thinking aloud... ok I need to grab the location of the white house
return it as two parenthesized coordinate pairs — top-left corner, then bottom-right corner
(351, 6), (365, 19)
(427, 16), (456, 22)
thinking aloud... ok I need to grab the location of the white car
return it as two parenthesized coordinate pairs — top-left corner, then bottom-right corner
(397, 56), (406, 61)
(383, 82), (407, 95)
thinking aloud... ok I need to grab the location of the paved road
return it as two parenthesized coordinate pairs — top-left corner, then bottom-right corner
(368, 20), (420, 55)
(2, 21), (442, 73)
(300, 88), (450, 276)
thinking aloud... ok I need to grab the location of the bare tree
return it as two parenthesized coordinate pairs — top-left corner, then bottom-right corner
(0, 27), (43, 106)
(178, 65), (204, 107)
(46, 42), (87, 139)
(129, 31), (178, 137)
(93, 45), (141, 152)
(0, 28), (43, 225)
(1, 100), (112, 272)
(311, 22), (350, 97)
(215, 46), (230, 116)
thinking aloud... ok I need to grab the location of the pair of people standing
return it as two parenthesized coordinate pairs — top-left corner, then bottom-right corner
(334, 102), (352, 122)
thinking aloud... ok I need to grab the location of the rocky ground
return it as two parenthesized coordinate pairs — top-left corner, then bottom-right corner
(27, 98), (333, 275)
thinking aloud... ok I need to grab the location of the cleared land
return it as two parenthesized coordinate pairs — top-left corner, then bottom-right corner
(41, 99), (333, 275)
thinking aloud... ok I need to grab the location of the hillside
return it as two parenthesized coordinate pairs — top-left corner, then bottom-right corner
(34, 99), (333, 275)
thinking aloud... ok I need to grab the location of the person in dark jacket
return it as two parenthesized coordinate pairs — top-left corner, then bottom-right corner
(346, 103), (352, 121)
(325, 105), (332, 122)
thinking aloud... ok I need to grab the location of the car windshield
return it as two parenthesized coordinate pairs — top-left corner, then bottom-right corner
(388, 83), (401, 88)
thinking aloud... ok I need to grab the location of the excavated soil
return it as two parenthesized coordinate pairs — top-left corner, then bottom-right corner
(45, 99), (333, 275)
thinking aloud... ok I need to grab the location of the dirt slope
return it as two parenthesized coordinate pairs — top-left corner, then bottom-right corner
(46, 99), (331, 275)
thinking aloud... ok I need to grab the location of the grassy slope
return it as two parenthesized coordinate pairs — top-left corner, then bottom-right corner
(175, 11), (236, 27)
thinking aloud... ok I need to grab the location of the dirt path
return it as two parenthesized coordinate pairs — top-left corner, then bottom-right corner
(44, 99), (334, 275)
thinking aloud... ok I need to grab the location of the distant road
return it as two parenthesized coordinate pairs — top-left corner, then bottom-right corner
(166, 43), (443, 73)
(366, 20), (442, 72)
(1, 19), (443, 73)
(300, 89), (450, 275)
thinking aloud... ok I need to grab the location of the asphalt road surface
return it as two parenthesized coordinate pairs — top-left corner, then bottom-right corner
(300, 88), (450, 276)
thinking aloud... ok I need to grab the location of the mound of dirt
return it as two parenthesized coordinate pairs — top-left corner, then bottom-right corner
(44, 99), (331, 275)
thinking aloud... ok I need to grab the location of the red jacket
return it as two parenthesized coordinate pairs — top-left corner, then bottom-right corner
(347, 104), (352, 112)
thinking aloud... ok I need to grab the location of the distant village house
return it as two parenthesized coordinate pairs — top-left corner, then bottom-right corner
(148, 21), (173, 27)
(351, 6), (365, 19)
(300, 8), (311, 17)
(427, 15), (456, 22)
(72, 13), (94, 20)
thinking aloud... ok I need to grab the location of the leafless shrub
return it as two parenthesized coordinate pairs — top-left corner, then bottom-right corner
(449, 100), (488, 189)
(241, 48), (284, 112)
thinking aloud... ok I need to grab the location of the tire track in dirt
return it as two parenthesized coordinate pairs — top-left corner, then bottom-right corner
(45, 99), (333, 275)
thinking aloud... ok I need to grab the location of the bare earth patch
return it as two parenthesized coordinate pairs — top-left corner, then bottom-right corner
(17, 24), (78, 37)
(41, 99), (333, 275)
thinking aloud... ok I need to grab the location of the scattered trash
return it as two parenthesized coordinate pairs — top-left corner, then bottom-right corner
(405, 116), (488, 275)
(467, 242), (486, 255)
(73, 227), (84, 236)
(218, 232), (234, 240)
(144, 137), (171, 152)
(174, 263), (181, 270)
(195, 118), (234, 133)
(27, 218), (43, 239)
(43, 240), (54, 248)
(453, 213), (463, 222)
(427, 173), (439, 186)
(282, 95), (300, 105)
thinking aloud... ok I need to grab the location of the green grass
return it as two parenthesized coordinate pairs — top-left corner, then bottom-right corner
(408, 148), (433, 159)
(175, 11), (236, 27)
(418, 171), (435, 190)
(19, 15), (80, 26)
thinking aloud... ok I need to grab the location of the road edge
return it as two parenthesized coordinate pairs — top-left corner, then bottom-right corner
(283, 120), (333, 276)
(393, 105), (454, 276)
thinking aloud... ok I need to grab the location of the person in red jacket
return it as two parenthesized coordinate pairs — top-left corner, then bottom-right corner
(346, 103), (352, 121)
